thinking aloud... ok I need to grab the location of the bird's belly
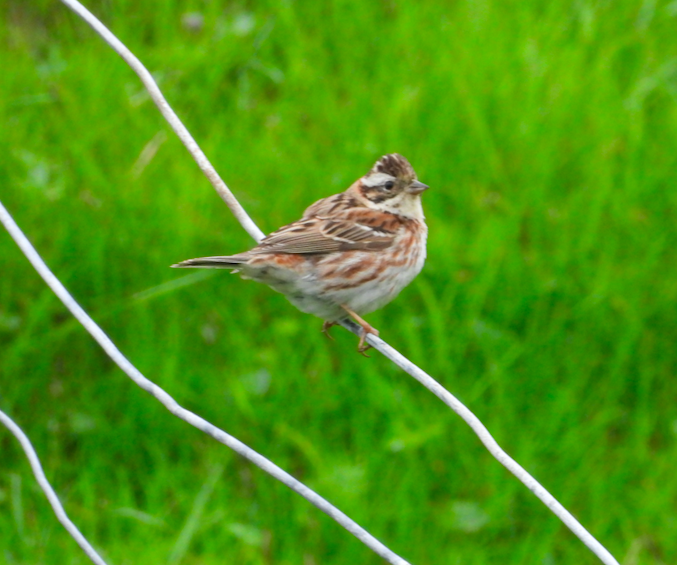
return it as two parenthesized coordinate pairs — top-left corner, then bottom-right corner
(324, 260), (422, 316)
(239, 227), (426, 322)
(241, 262), (344, 320)
(316, 241), (426, 318)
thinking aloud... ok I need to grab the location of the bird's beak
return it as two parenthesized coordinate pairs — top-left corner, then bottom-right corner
(407, 180), (429, 195)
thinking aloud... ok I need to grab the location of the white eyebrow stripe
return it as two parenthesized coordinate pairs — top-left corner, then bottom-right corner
(362, 172), (395, 188)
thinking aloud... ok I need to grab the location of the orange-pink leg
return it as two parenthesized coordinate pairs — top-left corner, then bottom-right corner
(340, 304), (380, 356)
(321, 321), (337, 341)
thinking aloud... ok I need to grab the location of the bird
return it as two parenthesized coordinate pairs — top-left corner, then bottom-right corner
(172, 153), (429, 355)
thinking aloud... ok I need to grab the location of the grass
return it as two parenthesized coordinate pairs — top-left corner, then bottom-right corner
(2, 0), (677, 563)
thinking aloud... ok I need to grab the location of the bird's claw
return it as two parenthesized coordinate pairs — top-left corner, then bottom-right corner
(321, 321), (336, 341)
(357, 326), (379, 357)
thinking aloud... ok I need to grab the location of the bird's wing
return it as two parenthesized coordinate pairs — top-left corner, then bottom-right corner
(253, 213), (397, 255)
(302, 193), (353, 218)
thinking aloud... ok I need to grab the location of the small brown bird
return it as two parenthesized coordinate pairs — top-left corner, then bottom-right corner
(173, 154), (429, 354)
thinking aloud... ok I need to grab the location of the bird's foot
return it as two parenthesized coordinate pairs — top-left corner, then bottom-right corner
(356, 323), (379, 357)
(339, 304), (379, 357)
(321, 321), (337, 341)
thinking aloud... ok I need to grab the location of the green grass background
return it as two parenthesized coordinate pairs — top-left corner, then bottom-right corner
(2, 0), (677, 563)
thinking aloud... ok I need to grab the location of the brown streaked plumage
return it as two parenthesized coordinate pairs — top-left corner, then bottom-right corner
(173, 153), (429, 355)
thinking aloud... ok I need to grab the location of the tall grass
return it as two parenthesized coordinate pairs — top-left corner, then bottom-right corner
(2, 0), (677, 563)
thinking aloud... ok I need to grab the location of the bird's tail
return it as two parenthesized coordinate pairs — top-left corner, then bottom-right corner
(171, 255), (249, 269)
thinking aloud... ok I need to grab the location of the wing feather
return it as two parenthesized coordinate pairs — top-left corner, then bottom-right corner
(252, 215), (396, 255)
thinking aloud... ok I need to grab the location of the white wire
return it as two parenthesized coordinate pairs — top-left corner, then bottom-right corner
(0, 200), (410, 565)
(0, 409), (109, 565)
(58, 0), (265, 244)
(9, 1), (622, 563)
(342, 319), (620, 565)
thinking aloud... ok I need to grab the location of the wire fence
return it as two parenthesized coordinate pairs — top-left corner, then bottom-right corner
(0, 199), (411, 565)
(0, 1), (621, 564)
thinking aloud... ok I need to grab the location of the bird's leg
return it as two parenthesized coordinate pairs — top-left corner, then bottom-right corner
(340, 304), (380, 356)
(321, 321), (336, 341)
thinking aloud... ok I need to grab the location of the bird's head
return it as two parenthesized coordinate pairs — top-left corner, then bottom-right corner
(356, 153), (429, 219)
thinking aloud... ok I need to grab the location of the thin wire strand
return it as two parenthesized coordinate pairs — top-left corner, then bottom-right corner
(0, 409), (109, 565)
(0, 200), (410, 565)
(58, 0), (265, 244)
(32, 1), (619, 564)
(339, 320), (619, 564)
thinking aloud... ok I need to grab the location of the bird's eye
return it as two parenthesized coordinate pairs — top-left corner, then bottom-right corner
(384, 181), (395, 190)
